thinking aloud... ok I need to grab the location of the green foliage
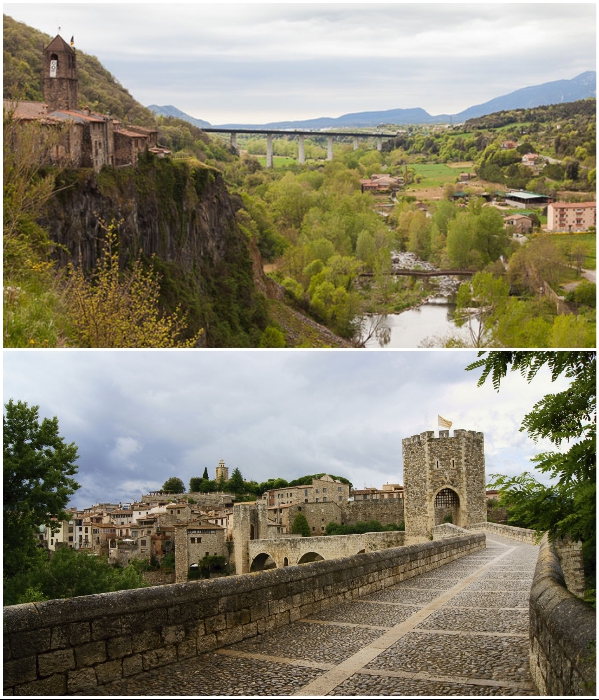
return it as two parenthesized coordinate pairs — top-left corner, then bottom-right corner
(3, 547), (148, 606)
(189, 477), (203, 493)
(162, 477), (185, 494)
(161, 552), (176, 571)
(467, 351), (596, 574)
(291, 513), (311, 537)
(567, 280), (596, 308)
(65, 221), (203, 348)
(3, 400), (80, 582)
(199, 554), (227, 571)
(259, 326), (286, 347)
(228, 467), (245, 495)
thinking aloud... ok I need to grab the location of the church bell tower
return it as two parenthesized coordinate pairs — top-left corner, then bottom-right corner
(43, 34), (78, 111)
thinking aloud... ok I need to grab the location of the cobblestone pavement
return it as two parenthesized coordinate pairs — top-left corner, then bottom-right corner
(77, 534), (538, 696)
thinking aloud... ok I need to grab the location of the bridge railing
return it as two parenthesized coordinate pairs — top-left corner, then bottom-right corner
(529, 534), (595, 696)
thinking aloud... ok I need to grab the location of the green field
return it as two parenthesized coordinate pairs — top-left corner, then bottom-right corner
(409, 163), (474, 189)
(547, 233), (597, 270)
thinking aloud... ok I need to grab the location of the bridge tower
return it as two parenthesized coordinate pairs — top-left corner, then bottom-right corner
(43, 34), (79, 111)
(402, 429), (486, 544)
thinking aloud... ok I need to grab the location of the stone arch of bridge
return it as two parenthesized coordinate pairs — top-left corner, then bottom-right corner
(432, 485), (462, 527)
(250, 551), (277, 572)
(297, 551), (325, 565)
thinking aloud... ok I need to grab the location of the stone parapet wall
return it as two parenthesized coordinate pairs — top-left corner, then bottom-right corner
(141, 571), (176, 586)
(432, 523), (471, 539)
(3, 533), (484, 695)
(529, 534), (595, 696)
(553, 537), (586, 599)
(464, 521), (538, 544)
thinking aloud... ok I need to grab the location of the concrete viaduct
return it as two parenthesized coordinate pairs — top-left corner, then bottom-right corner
(246, 530), (405, 571)
(202, 127), (398, 167)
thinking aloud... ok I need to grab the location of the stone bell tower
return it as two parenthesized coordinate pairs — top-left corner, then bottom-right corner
(43, 34), (79, 111)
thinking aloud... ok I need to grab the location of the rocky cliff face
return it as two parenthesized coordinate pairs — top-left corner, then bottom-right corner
(43, 156), (238, 271)
(41, 154), (267, 346)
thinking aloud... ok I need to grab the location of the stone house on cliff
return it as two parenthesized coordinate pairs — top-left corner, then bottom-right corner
(5, 33), (168, 171)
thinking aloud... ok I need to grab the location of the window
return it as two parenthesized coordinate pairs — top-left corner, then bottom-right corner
(315, 498), (319, 502)
(323, 497), (327, 502)
(323, 488), (327, 493)
(338, 497), (342, 501)
(140, 539), (147, 546)
(190, 538), (195, 544)
(338, 487), (342, 492)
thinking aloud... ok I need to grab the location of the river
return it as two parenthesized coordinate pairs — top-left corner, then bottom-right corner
(362, 251), (477, 348)
(364, 298), (475, 348)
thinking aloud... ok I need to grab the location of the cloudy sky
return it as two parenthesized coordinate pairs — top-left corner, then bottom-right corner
(4, 349), (570, 508)
(5, 2), (596, 124)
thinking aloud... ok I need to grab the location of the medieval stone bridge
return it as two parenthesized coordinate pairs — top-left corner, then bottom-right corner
(74, 532), (544, 696)
(247, 531), (405, 571)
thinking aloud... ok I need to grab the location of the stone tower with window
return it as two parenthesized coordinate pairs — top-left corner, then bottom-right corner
(43, 34), (78, 111)
(402, 429), (486, 544)
(215, 459), (229, 482)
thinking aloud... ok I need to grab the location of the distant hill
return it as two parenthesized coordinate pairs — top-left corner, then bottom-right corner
(166, 71), (595, 130)
(147, 104), (211, 128)
(453, 71), (596, 122)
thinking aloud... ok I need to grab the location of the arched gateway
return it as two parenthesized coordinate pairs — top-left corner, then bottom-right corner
(403, 429), (486, 543)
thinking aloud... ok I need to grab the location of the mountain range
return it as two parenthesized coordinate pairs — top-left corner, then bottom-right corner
(149, 71), (596, 130)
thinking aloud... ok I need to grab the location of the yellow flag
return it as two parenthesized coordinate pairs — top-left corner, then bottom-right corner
(438, 415), (452, 429)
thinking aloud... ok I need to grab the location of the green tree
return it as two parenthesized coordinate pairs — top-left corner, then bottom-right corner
(291, 512), (311, 537)
(27, 547), (147, 603)
(467, 351), (596, 577)
(202, 467), (209, 480)
(162, 477), (185, 494)
(189, 477), (203, 492)
(259, 326), (286, 348)
(3, 400), (80, 581)
(228, 467), (245, 495)
(454, 272), (510, 346)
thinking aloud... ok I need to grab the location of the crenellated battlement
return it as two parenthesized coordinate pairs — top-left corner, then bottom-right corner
(402, 429), (483, 445)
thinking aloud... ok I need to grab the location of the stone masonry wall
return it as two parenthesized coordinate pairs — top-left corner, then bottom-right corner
(403, 430), (486, 544)
(553, 537), (586, 599)
(4, 534), (485, 695)
(341, 499), (404, 526)
(248, 531), (406, 569)
(529, 534), (595, 696)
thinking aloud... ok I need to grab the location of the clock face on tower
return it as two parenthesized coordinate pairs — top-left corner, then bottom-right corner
(50, 59), (57, 78)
